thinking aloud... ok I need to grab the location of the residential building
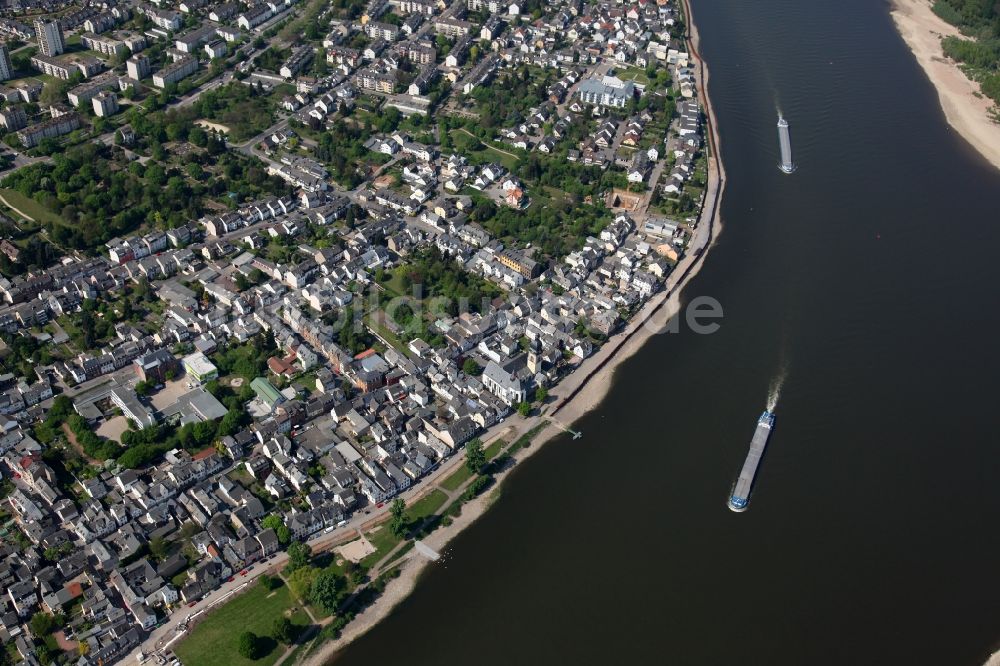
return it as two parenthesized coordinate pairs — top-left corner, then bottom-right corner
(499, 248), (541, 278)
(34, 19), (64, 57)
(0, 45), (11, 81)
(204, 39), (227, 59)
(0, 105), (27, 131)
(92, 90), (119, 117)
(152, 56), (197, 88)
(577, 74), (636, 108)
(127, 54), (151, 80)
(31, 54), (102, 80)
(17, 112), (80, 147)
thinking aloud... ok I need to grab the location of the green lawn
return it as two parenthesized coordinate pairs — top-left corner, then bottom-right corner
(380, 540), (415, 570)
(359, 525), (402, 570)
(405, 489), (447, 522)
(379, 270), (411, 299)
(617, 66), (652, 85)
(480, 143), (521, 171)
(0, 189), (62, 226)
(366, 313), (414, 359)
(439, 464), (473, 492)
(449, 129), (521, 171)
(484, 438), (507, 461)
(173, 581), (309, 666)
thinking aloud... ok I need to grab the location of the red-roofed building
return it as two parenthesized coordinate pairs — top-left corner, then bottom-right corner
(267, 353), (298, 377)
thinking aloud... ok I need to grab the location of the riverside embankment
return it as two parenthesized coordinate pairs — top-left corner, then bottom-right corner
(297, 8), (728, 663)
(331, 0), (1000, 661)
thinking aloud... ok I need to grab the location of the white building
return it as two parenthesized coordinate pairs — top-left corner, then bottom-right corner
(34, 19), (65, 57)
(577, 74), (635, 108)
(92, 90), (119, 117)
(481, 360), (527, 405)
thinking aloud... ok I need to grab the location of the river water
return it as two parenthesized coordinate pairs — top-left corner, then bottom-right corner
(331, 0), (1000, 663)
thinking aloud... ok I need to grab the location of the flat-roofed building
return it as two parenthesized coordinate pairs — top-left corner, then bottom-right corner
(0, 45), (12, 81)
(81, 32), (127, 56)
(67, 75), (118, 107)
(182, 351), (218, 382)
(92, 90), (119, 117)
(577, 74), (636, 108)
(31, 54), (102, 80)
(17, 112), (80, 147)
(34, 19), (65, 57)
(152, 56), (197, 88)
(0, 105), (27, 131)
(127, 53), (151, 80)
(110, 387), (156, 428)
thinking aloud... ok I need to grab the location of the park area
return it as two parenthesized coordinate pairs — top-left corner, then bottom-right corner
(0, 188), (62, 225)
(173, 581), (310, 666)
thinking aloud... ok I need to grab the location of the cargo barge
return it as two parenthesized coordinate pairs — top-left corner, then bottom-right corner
(728, 411), (776, 512)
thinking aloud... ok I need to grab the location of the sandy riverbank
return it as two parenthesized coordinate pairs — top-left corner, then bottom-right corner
(890, 0), (1000, 170)
(300, 12), (726, 666)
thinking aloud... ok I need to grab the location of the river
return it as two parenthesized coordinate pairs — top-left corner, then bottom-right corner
(330, 0), (1000, 663)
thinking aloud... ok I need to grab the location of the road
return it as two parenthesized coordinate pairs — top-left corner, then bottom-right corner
(635, 156), (667, 222)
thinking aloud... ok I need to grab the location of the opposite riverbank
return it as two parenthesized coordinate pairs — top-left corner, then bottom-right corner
(298, 6), (728, 665)
(890, 0), (1000, 170)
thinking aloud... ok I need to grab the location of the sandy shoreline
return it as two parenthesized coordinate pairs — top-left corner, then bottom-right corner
(890, 0), (1000, 170)
(300, 10), (727, 666)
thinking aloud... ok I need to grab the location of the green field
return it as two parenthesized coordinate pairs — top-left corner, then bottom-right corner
(440, 464), (473, 492)
(173, 581), (310, 666)
(484, 438), (506, 461)
(366, 313), (414, 359)
(379, 270), (411, 299)
(0, 189), (62, 226)
(405, 489), (448, 523)
(449, 129), (522, 171)
(359, 525), (402, 570)
(617, 66), (652, 85)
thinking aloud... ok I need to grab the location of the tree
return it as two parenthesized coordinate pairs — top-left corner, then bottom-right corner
(238, 631), (263, 660)
(29, 612), (59, 637)
(286, 565), (318, 603)
(149, 535), (169, 561)
(462, 358), (481, 376)
(261, 514), (292, 545)
(286, 540), (312, 571)
(309, 569), (345, 614)
(535, 386), (548, 403)
(389, 498), (407, 538)
(465, 438), (486, 475)
(272, 616), (298, 644)
(517, 402), (532, 417)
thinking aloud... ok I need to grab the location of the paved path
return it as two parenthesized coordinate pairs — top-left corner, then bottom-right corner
(452, 127), (521, 162)
(635, 157), (667, 222)
(0, 191), (36, 222)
